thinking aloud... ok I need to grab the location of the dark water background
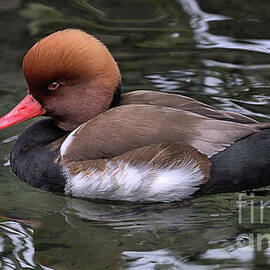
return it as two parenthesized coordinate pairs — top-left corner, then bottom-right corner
(1, 0), (270, 269)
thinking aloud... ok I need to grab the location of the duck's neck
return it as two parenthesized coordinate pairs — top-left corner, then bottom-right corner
(109, 83), (121, 108)
(10, 118), (68, 192)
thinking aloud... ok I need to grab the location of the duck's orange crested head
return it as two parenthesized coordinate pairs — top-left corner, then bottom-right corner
(0, 29), (121, 131)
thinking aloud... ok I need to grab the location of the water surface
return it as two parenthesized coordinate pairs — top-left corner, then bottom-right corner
(1, 0), (270, 269)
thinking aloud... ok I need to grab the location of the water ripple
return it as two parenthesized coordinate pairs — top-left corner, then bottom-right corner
(0, 221), (52, 270)
(179, 0), (270, 54)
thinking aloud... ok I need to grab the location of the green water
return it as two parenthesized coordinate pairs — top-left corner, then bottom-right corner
(1, 0), (270, 269)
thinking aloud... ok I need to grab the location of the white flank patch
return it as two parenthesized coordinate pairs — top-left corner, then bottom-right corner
(60, 123), (86, 156)
(63, 158), (205, 202)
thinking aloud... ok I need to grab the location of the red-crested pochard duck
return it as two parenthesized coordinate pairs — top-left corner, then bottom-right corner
(1, 29), (270, 202)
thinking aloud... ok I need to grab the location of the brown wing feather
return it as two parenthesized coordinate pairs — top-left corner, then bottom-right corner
(120, 90), (258, 124)
(61, 104), (260, 162)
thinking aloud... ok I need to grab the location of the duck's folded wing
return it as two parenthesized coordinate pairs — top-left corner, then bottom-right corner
(121, 90), (258, 124)
(60, 104), (260, 162)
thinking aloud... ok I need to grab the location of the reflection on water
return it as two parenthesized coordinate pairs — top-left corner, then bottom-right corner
(146, 67), (270, 120)
(1, 0), (270, 269)
(0, 221), (51, 270)
(179, 0), (270, 54)
(123, 249), (210, 270)
(1, 194), (269, 269)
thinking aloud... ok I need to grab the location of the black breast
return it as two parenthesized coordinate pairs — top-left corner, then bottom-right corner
(10, 118), (68, 192)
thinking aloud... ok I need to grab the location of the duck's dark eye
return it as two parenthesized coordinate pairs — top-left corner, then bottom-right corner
(48, 82), (60, 91)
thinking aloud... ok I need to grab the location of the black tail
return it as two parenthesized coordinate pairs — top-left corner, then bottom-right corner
(198, 129), (270, 195)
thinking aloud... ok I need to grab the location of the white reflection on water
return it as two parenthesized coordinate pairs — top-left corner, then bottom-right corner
(123, 249), (211, 270)
(0, 221), (52, 270)
(145, 67), (270, 120)
(65, 198), (208, 231)
(201, 246), (254, 262)
(123, 245), (256, 269)
(203, 59), (270, 71)
(179, 0), (270, 54)
(213, 96), (270, 120)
